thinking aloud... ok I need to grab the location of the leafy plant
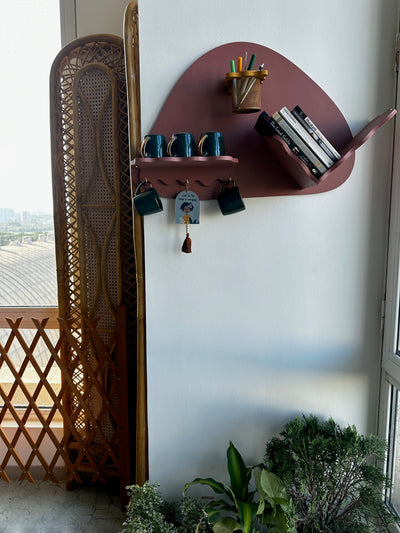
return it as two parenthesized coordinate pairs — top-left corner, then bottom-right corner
(121, 481), (177, 533)
(179, 496), (214, 533)
(184, 441), (295, 533)
(264, 414), (399, 533)
(121, 481), (213, 533)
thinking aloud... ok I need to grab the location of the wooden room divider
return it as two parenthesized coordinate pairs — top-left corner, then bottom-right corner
(0, 8), (148, 503)
(50, 33), (137, 495)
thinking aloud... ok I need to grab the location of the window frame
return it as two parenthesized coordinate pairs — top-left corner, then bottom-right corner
(382, 68), (400, 385)
(59, 0), (77, 46)
(379, 30), (400, 529)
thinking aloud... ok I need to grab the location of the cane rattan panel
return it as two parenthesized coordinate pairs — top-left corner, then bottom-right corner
(50, 35), (136, 489)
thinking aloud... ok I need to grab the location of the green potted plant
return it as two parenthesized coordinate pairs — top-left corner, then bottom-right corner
(184, 441), (296, 533)
(264, 414), (399, 533)
(121, 481), (213, 533)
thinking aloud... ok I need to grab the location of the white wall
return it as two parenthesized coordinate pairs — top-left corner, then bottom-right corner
(74, 0), (399, 498)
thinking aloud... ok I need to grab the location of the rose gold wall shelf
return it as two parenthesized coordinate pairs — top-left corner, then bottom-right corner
(131, 42), (396, 199)
(132, 156), (238, 200)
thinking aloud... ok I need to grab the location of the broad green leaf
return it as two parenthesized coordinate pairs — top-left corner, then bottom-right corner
(204, 507), (222, 524)
(236, 500), (258, 533)
(259, 470), (288, 500)
(254, 470), (274, 514)
(263, 506), (288, 530)
(227, 442), (251, 501)
(256, 498), (265, 516)
(205, 499), (236, 514)
(254, 470), (264, 499)
(213, 517), (242, 533)
(184, 477), (232, 498)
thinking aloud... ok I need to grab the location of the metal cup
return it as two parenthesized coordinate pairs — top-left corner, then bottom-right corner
(134, 182), (163, 216)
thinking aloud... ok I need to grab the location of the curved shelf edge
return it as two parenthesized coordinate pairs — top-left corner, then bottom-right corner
(131, 156), (239, 200)
(340, 108), (396, 156)
(264, 135), (320, 188)
(260, 108), (396, 192)
(132, 155), (239, 168)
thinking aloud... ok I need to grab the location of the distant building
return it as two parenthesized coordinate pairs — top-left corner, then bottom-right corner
(0, 208), (15, 223)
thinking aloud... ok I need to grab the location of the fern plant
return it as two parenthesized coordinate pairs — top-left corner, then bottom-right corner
(264, 414), (399, 533)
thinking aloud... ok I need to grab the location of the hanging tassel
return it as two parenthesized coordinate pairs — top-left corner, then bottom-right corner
(181, 223), (192, 253)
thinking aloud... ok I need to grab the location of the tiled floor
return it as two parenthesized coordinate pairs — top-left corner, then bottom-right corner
(0, 481), (125, 533)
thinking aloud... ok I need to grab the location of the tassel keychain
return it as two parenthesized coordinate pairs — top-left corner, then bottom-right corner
(181, 222), (192, 253)
(175, 179), (199, 254)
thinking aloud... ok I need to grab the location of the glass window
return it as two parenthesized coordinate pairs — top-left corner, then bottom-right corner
(0, 0), (61, 308)
(386, 385), (400, 516)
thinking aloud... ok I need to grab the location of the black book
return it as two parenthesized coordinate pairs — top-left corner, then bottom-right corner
(291, 105), (341, 162)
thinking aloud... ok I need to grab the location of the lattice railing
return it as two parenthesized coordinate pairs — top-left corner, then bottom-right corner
(0, 313), (126, 484)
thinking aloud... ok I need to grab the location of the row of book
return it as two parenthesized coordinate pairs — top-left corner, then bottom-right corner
(255, 105), (341, 178)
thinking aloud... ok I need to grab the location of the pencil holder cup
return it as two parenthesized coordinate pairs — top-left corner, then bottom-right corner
(134, 181), (163, 216)
(225, 70), (268, 114)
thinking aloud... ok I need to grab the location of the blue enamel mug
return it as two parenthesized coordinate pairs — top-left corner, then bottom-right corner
(134, 181), (163, 216)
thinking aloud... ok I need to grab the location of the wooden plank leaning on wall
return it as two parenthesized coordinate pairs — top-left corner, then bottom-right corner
(123, 1), (149, 485)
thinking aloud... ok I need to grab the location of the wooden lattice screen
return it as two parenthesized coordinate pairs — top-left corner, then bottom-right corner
(49, 34), (137, 492)
(0, 313), (127, 485)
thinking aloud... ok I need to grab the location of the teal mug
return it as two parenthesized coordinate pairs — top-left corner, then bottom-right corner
(217, 180), (245, 216)
(198, 131), (225, 156)
(167, 132), (196, 157)
(134, 181), (163, 216)
(140, 134), (167, 158)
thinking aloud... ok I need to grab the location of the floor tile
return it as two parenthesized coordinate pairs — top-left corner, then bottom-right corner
(0, 481), (124, 533)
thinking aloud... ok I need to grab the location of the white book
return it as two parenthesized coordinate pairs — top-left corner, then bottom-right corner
(272, 112), (328, 174)
(279, 107), (335, 168)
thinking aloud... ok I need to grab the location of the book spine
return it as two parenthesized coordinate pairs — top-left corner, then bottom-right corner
(255, 112), (324, 178)
(292, 105), (341, 161)
(273, 113), (328, 174)
(279, 106), (335, 168)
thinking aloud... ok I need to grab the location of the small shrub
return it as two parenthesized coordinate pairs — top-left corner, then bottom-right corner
(178, 497), (213, 533)
(264, 414), (399, 533)
(121, 482), (177, 533)
(121, 481), (212, 533)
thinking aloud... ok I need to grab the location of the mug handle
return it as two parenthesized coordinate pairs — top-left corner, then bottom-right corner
(166, 135), (177, 156)
(198, 134), (208, 156)
(140, 136), (150, 157)
(219, 178), (235, 193)
(135, 181), (151, 196)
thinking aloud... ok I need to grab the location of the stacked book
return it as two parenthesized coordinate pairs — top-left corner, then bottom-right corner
(255, 106), (341, 178)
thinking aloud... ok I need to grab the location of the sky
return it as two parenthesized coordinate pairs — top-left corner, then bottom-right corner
(0, 1), (61, 214)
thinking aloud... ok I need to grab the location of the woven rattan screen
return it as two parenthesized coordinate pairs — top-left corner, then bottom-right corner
(50, 35), (136, 490)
